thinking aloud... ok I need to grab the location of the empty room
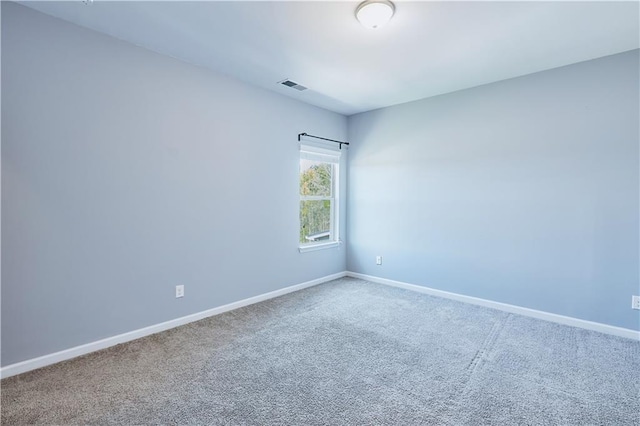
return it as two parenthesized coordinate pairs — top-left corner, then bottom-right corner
(1, 1), (639, 424)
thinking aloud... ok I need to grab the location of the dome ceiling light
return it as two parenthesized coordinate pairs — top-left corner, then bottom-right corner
(355, 0), (395, 29)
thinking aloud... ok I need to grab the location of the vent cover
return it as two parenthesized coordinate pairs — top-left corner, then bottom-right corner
(279, 79), (308, 91)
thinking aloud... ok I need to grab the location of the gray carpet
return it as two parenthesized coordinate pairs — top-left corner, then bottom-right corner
(1, 277), (638, 425)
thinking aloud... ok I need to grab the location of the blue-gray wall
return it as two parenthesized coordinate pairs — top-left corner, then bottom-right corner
(347, 49), (640, 331)
(1, 3), (347, 366)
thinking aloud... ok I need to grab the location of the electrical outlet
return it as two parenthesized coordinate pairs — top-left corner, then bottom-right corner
(632, 295), (640, 310)
(176, 285), (184, 298)
(376, 255), (382, 265)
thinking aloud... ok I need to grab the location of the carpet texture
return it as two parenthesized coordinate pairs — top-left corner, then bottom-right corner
(1, 277), (638, 425)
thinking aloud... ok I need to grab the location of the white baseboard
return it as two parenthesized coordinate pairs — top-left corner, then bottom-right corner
(0, 271), (347, 379)
(4, 270), (635, 379)
(347, 271), (639, 341)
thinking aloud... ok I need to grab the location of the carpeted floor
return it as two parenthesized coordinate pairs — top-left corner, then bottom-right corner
(1, 277), (639, 425)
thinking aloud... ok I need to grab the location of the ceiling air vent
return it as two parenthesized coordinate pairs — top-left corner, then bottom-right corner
(279, 79), (308, 91)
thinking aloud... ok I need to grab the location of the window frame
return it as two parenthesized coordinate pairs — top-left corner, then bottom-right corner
(298, 144), (341, 253)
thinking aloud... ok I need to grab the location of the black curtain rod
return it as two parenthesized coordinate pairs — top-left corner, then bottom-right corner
(298, 132), (349, 149)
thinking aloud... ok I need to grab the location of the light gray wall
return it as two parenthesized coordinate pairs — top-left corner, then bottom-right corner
(347, 49), (639, 331)
(1, 3), (347, 366)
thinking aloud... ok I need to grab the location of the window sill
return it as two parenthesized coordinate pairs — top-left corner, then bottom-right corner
(299, 241), (341, 253)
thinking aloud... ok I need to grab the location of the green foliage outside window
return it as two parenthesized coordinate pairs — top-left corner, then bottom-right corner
(300, 163), (332, 244)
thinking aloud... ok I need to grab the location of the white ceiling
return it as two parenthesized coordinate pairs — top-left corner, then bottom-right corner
(20, 1), (640, 116)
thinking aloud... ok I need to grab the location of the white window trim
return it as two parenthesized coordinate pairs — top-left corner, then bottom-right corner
(299, 143), (341, 253)
(298, 240), (342, 253)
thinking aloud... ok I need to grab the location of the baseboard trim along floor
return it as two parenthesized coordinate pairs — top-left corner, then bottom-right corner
(347, 271), (639, 341)
(3, 270), (637, 379)
(0, 271), (347, 379)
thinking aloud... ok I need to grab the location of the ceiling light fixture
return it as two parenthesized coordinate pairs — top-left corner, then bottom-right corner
(356, 0), (395, 29)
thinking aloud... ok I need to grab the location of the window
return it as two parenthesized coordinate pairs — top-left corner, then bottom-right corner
(299, 144), (341, 252)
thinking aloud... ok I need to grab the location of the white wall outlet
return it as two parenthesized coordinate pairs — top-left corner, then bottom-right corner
(376, 255), (382, 265)
(176, 285), (184, 298)
(632, 295), (640, 310)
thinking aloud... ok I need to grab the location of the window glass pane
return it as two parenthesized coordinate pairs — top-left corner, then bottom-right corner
(300, 161), (332, 196)
(300, 200), (331, 244)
